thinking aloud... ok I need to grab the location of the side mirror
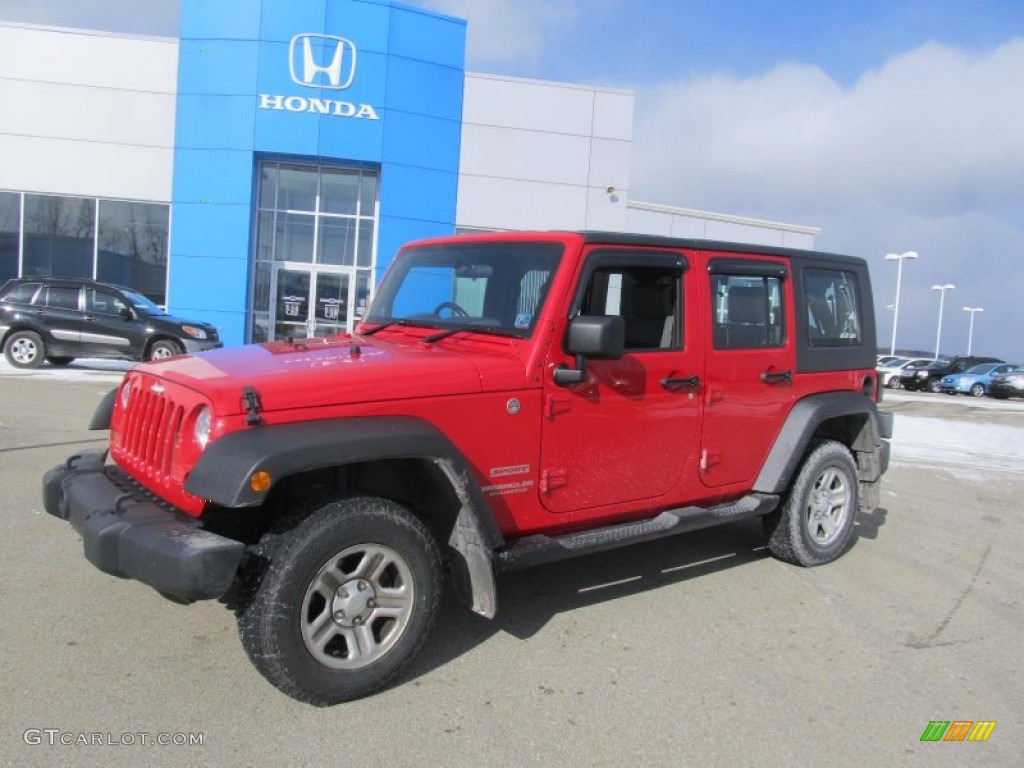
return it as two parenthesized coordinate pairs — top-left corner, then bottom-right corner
(553, 315), (625, 386)
(119, 307), (133, 320)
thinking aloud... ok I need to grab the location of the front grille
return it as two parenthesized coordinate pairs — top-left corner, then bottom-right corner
(121, 382), (184, 480)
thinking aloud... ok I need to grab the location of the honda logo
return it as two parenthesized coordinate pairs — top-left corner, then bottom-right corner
(289, 33), (357, 90)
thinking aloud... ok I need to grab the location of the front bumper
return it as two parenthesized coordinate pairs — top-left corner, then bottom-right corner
(43, 452), (244, 601)
(182, 338), (223, 354)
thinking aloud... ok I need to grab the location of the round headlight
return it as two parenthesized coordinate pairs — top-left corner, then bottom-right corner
(120, 380), (132, 408)
(194, 406), (212, 449)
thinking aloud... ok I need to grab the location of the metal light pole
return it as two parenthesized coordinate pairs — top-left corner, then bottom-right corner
(963, 306), (983, 355)
(885, 251), (918, 355)
(931, 284), (955, 360)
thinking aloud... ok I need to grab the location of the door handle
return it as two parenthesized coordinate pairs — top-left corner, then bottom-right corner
(661, 375), (700, 390)
(760, 370), (793, 384)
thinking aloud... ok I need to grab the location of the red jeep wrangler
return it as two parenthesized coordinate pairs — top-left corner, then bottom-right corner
(44, 231), (892, 705)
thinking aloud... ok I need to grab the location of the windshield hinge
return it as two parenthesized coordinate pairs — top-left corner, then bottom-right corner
(241, 386), (263, 426)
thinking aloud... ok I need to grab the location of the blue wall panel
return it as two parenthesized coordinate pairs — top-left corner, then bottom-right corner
(174, 97), (256, 151)
(172, 0), (467, 346)
(180, 0), (261, 40)
(177, 39), (260, 96)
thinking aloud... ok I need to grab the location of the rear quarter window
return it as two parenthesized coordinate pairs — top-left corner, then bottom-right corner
(1, 283), (41, 304)
(804, 269), (861, 347)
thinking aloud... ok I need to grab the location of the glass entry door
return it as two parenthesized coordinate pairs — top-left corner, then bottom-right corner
(271, 264), (352, 340)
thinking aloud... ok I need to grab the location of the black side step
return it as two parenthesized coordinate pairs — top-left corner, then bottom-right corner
(496, 493), (779, 572)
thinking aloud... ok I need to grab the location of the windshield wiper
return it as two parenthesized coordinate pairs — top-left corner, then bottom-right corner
(422, 326), (518, 344)
(357, 320), (401, 336)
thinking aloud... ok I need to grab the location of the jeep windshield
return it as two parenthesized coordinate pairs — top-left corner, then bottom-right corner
(363, 240), (563, 338)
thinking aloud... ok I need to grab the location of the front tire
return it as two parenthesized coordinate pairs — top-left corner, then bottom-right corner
(927, 378), (942, 393)
(148, 339), (183, 361)
(238, 496), (442, 705)
(4, 330), (45, 369)
(886, 377), (901, 389)
(766, 440), (859, 567)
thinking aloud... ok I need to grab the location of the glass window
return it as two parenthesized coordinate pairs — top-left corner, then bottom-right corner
(1, 282), (40, 303)
(85, 288), (129, 316)
(44, 285), (81, 310)
(712, 274), (786, 349)
(804, 269), (860, 347)
(258, 164), (278, 209)
(580, 265), (682, 350)
(22, 195), (95, 279)
(97, 200), (169, 305)
(356, 220), (375, 268)
(359, 174), (377, 215)
(278, 165), (317, 212)
(275, 213), (315, 262)
(320, 169), (359, 216)
(318, 218), (357, 266)
(0, 191), (20, 284)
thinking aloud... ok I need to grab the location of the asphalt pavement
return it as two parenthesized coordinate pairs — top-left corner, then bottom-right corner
(1, 367), (1021, 767)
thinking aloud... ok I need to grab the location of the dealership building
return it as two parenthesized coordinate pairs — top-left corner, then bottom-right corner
(0, 0), (818, 346)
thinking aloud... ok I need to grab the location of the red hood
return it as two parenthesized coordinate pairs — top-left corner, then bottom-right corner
(139, 335), (514, 414)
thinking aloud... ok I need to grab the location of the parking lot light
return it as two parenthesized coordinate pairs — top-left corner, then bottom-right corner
(885, 251), (918, 355)
(963, 306), (983, 355)
(931, 283), (955, 360)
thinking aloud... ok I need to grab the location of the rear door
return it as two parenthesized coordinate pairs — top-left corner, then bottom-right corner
(700, 254), (795, 488)
(36, 283), (85, 354)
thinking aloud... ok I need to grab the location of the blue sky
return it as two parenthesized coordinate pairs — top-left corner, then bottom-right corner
(2, 0), (1024, 359)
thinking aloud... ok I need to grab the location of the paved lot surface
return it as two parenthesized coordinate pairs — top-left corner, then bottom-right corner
(1, 364), (1022, 767)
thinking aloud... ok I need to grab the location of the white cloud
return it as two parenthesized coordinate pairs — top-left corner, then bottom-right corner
(631, 39), (1024, 360)
(415, 0), (582, 69)
(632, 39), (1024, 217)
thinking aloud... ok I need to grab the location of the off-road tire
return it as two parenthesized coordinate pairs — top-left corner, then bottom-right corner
(237, 496), (442, 705)
(4, 330), (46, 369)
(766, 440), (859, 567)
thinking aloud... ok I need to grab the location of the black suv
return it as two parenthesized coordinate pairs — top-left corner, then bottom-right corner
(898, 355), (1004, 392)
(0, 278), (221, 369)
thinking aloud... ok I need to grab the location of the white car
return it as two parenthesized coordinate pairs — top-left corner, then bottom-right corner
(877, 357), (931, 389)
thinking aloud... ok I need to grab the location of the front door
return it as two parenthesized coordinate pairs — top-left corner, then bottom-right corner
(270, 264), (352, 340)
(540, 247), (702, 520)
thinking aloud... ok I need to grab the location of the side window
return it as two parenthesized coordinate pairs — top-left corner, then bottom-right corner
(1, 283), (41, 304)
(580, 265), (682, 351)
(804, 269), (861, 347)
(44, 286), (81, 310)
(712, 275), (785, 349)
(85, 288), (129, 316)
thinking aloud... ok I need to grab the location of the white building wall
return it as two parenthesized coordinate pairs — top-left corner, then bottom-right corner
(0, 23), (178, 202)
(626, 201), (819, 250)
(457, 72), (632, 232)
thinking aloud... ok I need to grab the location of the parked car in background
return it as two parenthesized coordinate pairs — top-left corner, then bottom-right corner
(988, 366), (1024, 399)
(1, 277), (221, 369)
(876, 356), (930, 389)
(898, 355), (1004, 393)
(939, 363), (1020, 397)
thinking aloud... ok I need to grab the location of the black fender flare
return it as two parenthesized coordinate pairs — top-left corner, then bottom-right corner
(754, 392), (888, 495)
(185, 416), (503, 618)
(90, 388), (118, 430)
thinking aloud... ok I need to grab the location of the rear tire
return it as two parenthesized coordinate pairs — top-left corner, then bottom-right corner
(969, 383), (985, 397)
(927, 378), (942, 393)
(886, 377), (901, 389)
(767, 440), (859, 567)
(4, 330), (45, 369)
(237, 496), (442, 705)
